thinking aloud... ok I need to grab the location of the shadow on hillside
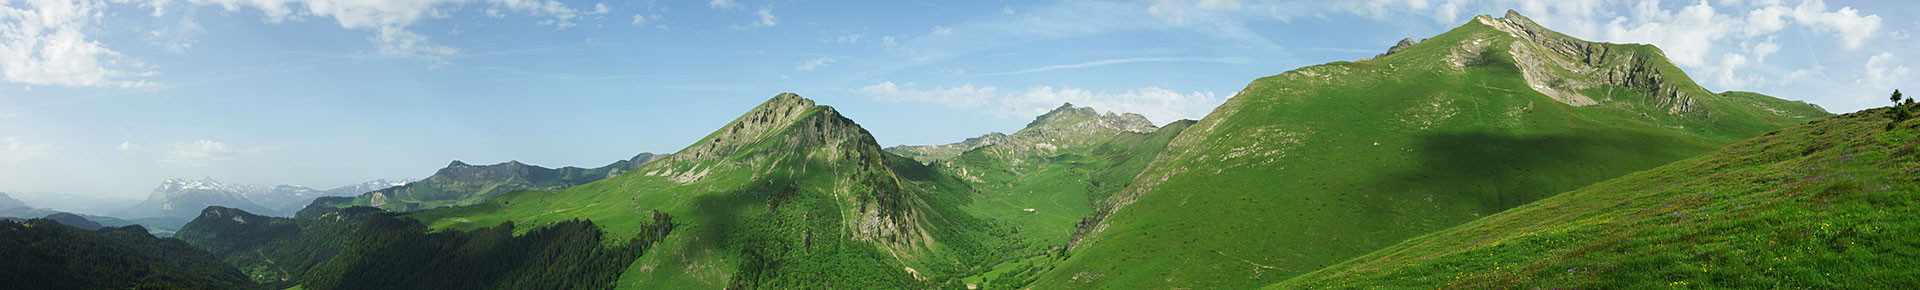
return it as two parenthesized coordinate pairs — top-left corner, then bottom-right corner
(1365, 131), (1683, 215)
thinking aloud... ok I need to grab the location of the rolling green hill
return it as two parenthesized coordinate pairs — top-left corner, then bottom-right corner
(298, 153), (660, 216)
(1027, 11), (1830, 289)
(409, 93), (998, 288)
(1275, 105), (1920, 288)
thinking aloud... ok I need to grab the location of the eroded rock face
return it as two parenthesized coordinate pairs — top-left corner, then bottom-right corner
(1478, 11), (1700, 114)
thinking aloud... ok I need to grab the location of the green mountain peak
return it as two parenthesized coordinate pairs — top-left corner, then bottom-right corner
(1033, 10), (1830, 289)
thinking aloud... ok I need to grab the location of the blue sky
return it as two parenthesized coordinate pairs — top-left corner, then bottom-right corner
(0, 0), (1913, 199)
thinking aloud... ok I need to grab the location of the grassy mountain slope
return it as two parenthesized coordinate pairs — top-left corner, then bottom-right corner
(299, 153), (659, 216)
(1031, 11), (1830, 289)
(1276, 106), (1920, 288)
(0, 219), (254, 289)
(409, 93), (996, 288)
(882, 104), (1195, 288)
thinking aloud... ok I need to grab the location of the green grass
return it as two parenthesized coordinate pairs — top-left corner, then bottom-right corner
(1275, 107), (1920, 288)
(1029, 16), (1829, 289)
(408, 96), (1002, 289)
(929, 116), (1194, 289)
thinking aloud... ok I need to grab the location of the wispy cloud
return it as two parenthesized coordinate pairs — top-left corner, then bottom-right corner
(795, 57), (838, 71)
(156, 140), (275, 167)
(1, 136), (54, 163)
(730, 7), (778, 29)
(857, 81), (996, 109)
(163, 0), (586, 65)
(986, 56), (1251, 76)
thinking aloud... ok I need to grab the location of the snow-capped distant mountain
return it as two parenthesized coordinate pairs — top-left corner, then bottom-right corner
(115, 177), (414, 219)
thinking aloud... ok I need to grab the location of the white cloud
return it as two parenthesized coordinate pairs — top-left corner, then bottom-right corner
(174, 0), (585, 64)
(118, 141), (140, 152)
(2, 136), (53, 163)
(371, 27), (459, 63)
(589, 3), (610, 15)
(931, 26), (952, 36)
(857, 81), (997, 109)
(1859, 52), (1909, 89)
(1784, 0), (1880, 50)
(0, 0), (163, 89)
(148, 15), (205, 54)
(631, 14), (657, 26)
(1751, 39), (1780, 63)
(835, 33), (863, 43)
(709, 0), (741, 10)
(727, 6), (776, 29)
(855, 82), (1220, 124)
(1196, 0), (1241, 11)
(753, 7), (776, 27)
(794, 57), (836, 71)
(1600, 1), (1736, 69)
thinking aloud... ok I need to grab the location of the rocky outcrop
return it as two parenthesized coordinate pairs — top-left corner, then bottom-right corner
(1372, 38), (1419, 60)
(1478, 10), (1702, 114)
(674, 93), (818, 164)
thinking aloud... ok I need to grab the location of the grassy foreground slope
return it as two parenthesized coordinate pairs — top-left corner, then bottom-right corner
(410, 93), (997, 288)
(1277, 107), (1920, 288)
(1033, 11), (1829, 289)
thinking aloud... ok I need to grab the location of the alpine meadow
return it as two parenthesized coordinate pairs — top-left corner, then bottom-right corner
(2, 1), (1916, 289)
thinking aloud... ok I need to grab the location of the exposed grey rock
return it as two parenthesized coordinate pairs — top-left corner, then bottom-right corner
(1372, 38), (1420, 60)
(1478, 10), (1701, 114)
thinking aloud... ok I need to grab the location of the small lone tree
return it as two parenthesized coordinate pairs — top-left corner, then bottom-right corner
(1891, 89), (1913, 130)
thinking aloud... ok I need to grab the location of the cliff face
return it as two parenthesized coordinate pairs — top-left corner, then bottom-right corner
(1479, 11), (1701, 114)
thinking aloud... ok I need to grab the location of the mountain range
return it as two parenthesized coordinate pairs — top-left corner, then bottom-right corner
(297, 152), (660, 217)
(0, 192), (25, 212)
(23, 10), (1917, 289)
(1024, 11), (1831, 289)
(115, 178), (413, 219)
